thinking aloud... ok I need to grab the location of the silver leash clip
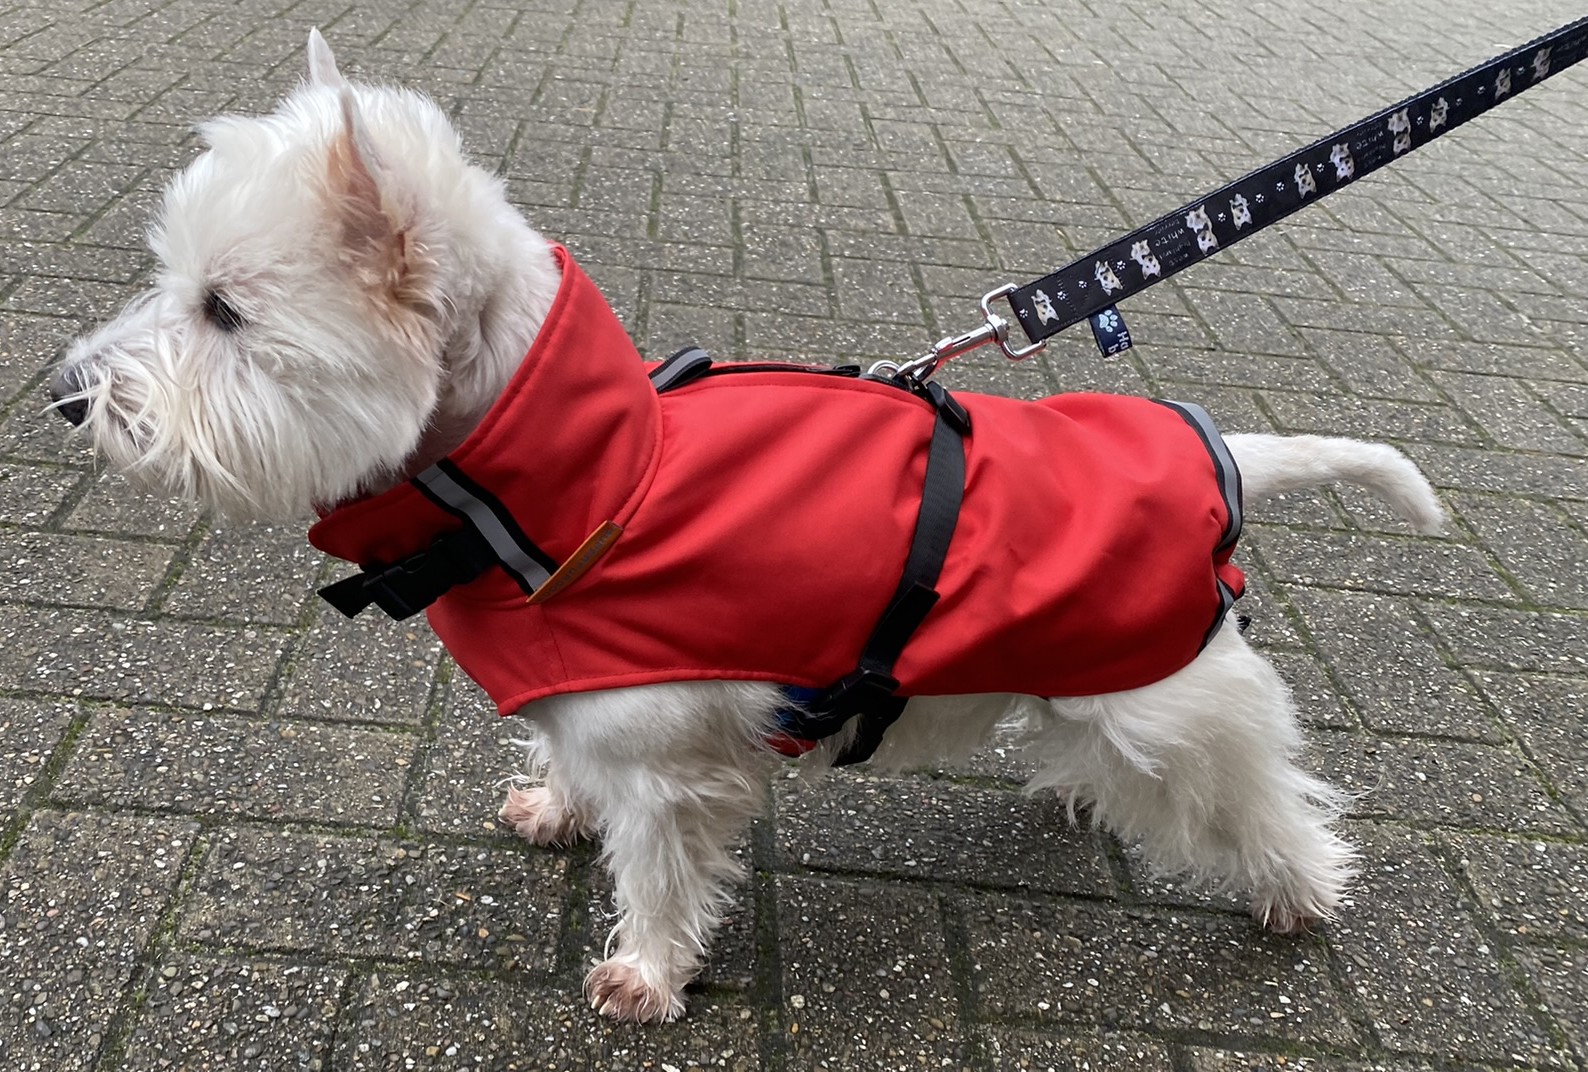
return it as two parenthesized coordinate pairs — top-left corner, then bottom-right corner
(869, 284), (1047, 381)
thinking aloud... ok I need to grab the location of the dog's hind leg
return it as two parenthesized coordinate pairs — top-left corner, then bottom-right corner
(1024, 625), (1355, 933)
(528, 680), (780, 1023)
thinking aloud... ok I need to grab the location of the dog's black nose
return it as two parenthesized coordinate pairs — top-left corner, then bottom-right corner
(48, 365), (90, 426)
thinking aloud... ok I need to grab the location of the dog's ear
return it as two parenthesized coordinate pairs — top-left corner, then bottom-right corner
(325, 90), (434, 316)
(307, 28), (344, 87)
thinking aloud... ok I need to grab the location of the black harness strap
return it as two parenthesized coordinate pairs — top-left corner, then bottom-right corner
(1000, 16), (1588, 351)
(825, 381), (969, 765)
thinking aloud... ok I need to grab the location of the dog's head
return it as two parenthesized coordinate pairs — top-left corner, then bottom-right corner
(52, 31), (549, 519)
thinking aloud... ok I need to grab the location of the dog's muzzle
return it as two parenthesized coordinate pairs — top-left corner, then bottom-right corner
(48, 364), (89, 426)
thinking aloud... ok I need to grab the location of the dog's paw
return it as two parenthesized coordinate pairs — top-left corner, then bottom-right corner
(498, 786), (592, 847)
(1252, 900), (1328, 937)
(585, 959), (684, 1023)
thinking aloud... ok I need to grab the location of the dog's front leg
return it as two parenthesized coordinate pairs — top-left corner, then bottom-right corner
(499, 769), (597, 847)
(527, 681), (779, 1023)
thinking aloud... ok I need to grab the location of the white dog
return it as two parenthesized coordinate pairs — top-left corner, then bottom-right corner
(52, 33), (1446, 1024)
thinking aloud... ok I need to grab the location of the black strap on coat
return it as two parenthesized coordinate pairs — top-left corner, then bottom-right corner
(821, 380), (968, 765)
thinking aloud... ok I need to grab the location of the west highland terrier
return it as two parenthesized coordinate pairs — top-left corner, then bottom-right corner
(50, 32), (1446, 1023)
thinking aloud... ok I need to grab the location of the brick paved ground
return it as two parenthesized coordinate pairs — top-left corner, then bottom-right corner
(2, 0), (1586, 1068)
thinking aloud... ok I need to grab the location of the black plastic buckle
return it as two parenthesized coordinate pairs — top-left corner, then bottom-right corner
(818, 666), (901, 715)
(319, 527), (497, 621)
(319, 551), (438, 620)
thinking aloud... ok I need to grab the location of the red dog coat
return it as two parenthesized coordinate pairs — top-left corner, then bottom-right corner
(311, 247), (1245, 723)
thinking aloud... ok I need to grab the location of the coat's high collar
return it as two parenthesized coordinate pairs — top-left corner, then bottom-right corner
(310, 246), (663, 571)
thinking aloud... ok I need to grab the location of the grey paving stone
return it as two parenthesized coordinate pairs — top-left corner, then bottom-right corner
(1450, 492), (1588, 610)
(1150, 347), (1338, 394)
(120, 955), (346, 1072)
(1423, 604), (1588, 675)
(985, 1028), (1174, 1070)
(1266, 650), (1357, 731)
(395, 841), (566, 972)
(1183, 289), (1307, 357)
(1446, 833), (1588, 944)
(779, 875), (968, 1069)
(1187, 1052), (1437, 1071)
(1270, 296), (1453, 341)
(0, 810), (198, 1072)
(412, 678), (526, 838)
(1249, 525), (1507, 602)
(1260, 389), (1480, 446)
(1236, 573), (1307, 651)
(0, 696), (75, 813)
(278, 599), (444, 727)
(0, 460), (79, 526)
(61, 469), (203, 539)
(338, 974), (577, 1071)
(776, 769), (1115, 896)
(1300, 249), (1426, 311)
(641, 301), (739, 361)
(0, 530), (173, 610)
(963, 893), (1353, 1046)
(1116, 839), (1250, 918)
(340, 973), (761, 1070)
(1513, 945), (1588, 1063)
(55, 706), (415, 824)
(160, 523), (323, 624)
(1406, 443), (1588, 500)
(180, 828), (566, 967)
(1435, 370), (1588, 456)
(1474, 671), (1588, 820)
(1327, 825), (1573, 1067)
(1, 313), (84, 401)
(1310, 728), (1572, 834)
(0, 603), (289, 710)
(1283, 588), (1503, 741)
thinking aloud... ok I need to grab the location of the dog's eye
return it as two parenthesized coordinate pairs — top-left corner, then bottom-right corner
(202, 289), (246, 333)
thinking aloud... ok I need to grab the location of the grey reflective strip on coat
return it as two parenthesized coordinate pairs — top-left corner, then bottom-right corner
(1162, 399), (1243, 553)
(413, 465), (554, 592)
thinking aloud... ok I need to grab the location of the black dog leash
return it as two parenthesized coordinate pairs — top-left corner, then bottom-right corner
(874, 15), (1588, 380)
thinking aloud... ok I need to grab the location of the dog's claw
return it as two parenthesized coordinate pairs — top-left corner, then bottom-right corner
(585, 959), (684, 1023)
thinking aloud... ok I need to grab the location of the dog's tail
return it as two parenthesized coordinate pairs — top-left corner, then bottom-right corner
(1226, 433), (1445, 534)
